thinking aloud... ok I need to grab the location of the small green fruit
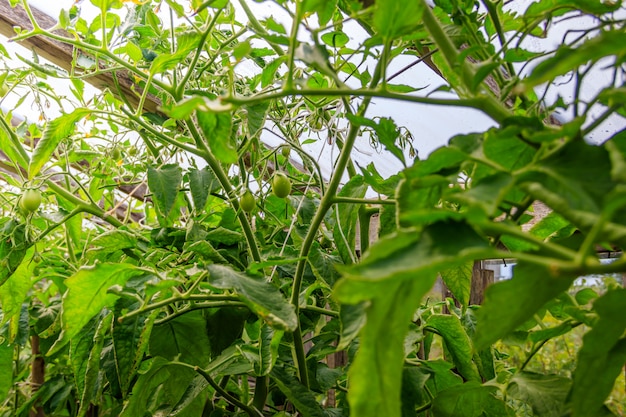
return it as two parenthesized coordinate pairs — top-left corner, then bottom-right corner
(271, 172), (291, 198)
(240, 190), (256, 212)
(20, 188), (42, 212)
(281, 146), (291, 158)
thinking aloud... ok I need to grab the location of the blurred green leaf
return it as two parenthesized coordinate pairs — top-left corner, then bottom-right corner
(508, 371), (570, 417)
(427, 314), (481, 382)
(571, 289), (626, 417)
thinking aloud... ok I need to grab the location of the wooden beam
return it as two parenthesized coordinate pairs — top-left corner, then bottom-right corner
(0, 1), (161, 113)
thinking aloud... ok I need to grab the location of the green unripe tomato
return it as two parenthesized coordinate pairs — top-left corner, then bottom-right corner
(240, 190), (256, 212)
(127, 146), (138, 156)
(271, 172), (291, 198)
(110, 147), (121, 160)
(20, 188), (42, 212)
(0, 84), (9, 96)
(281, 146), (291, 158)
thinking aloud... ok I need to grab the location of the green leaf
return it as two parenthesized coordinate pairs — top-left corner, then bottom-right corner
(113, 303), (156, 395)
(270, 365), (326, 417)
(0, 247), (35, 325)
(207, 264), (297, 331)
(0, 220), (28, 287)
(245, 102), (269, 138)
(333, 175), (368, 265)
(347, 115), (406, 166)
(342, 278), (438, 417)
(0, 341), (12, 401)
(308, 241), (342, 286)
(257, 324), (282, 376)
(432, 381), (513, 417)
(522, 31), (626, 91)
(148, 164), (183, 218)
(206, 227), (243, 245)
(474, 262), (577, 350)
(88, 229), (138, 256)
(570, 289), (626, 417)
(205, 307), (248, 357)
(524, 0), (621, 20)
(508, 371), (570, 417)
(337, 302), (366, 350)
(196, 110), (237, 164)
(321, 31), (349, 48)
(29, 108), (90, 179)
(0, 117), (29, 170)
(119, 358), (196, 417)
(49, 263), (144, 355)
(149, 310), (211, 366)
(372, 1), (424, 39)
(70, 315), (102, 397)
(503, 48), (543, 62)
(335, 221), (495, 300)
(188, 167), (219, 211)
(440, 262), (472, 307)
(426, 315), (481, 382)
(521, 139), (613, 214)
(77, 313), (112, 417)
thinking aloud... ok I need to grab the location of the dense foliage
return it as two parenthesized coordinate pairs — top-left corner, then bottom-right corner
(1, 0), (625, 416)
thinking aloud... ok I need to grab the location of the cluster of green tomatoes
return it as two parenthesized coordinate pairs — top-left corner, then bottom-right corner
(239, 147), (292, 213)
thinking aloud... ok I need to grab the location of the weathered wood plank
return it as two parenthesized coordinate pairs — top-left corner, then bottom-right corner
(0, 1), (160, 113)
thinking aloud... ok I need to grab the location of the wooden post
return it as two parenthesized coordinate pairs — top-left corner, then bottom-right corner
(470, 262), (494, 305)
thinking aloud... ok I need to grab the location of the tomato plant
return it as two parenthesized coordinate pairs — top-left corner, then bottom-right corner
(0, 0), (625, 416)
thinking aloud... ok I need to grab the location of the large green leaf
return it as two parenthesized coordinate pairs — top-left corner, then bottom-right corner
(426, 314), (481, 382)
(431, 381), (513, 417)
(0, 247), (35, 325)
(308, 241), (342, 286)
(196, 110), (237, 164)
(77, 313), (112, 417)
(439, 262), (472, 307)
(270, 365), (327, 417)
(333, 175), (368, 265)
(207, 264), (297, 331)
(570, 289), (626, 417)
(507, 371), (570, 417)
(335, 221), (496, 296)
(119, 357), (197, 417)
(474, 262), (577, 350)
(29, 108), (90, 179)
(49, 263), (144, 355)
(0, 116), (29, 170)
(0, 219), (28, 287)
(333, 221), (498, 417)
(188, 167), (219, 212)
(372, 0), (424, 39)
(113, 301), (156, 395)
(148, 164), (183, 218)
(149, 310), (211, 366)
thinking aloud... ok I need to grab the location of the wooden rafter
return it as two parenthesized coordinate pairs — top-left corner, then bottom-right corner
(0, 1), (160, 113)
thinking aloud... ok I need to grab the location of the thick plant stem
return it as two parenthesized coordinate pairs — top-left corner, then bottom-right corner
(288, 57), (385, 387)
